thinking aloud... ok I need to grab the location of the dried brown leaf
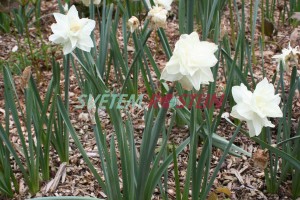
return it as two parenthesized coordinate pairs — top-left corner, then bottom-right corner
(216, 187), (232, 197)
(253, 149), (269, 170)
(208, 192), (218, 200)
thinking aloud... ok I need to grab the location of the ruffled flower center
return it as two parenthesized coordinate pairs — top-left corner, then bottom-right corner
(255, 95), (265, 109)
(70, 22), (81, 33)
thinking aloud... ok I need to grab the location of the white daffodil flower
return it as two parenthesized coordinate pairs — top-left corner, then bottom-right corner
(127, 16), (140, 33)
(145, 0), (173, 10)
(272, 43), (300, 72)
(154, 0), (173, 11)
(147, 6), (168, 28)
(230, 78), (283, 137)
(82, 0), (101, 7)
(49, 5), (95, 55)
(160, 32), (218, 90)
(154, 0), (173, 10)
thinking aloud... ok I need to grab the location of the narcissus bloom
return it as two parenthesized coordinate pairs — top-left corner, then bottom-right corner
(49, 5), (95, 55)
(154, 0), (173, 10)
(145, 0), (173, 10)
(82, 0), (101, 6)
(127, 16), (140, 33)
(230, 78), (283, 137)
(147, 6), (168, 28)
(160, 32), (218, 90)
(272, 43), (300, 72)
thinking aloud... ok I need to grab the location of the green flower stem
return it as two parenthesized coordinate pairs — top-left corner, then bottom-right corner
(261, 0), (265, 48)
(229, 0), (236, 45)
(63, 54), (70, 163)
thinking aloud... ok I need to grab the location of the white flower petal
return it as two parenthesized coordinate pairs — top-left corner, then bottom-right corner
(231, 84), (252, 104)
(77, 36), (94, 51)
(165, 57), (181, 74)
(63, 41), (74, 55)
(192, 54), (218, 69)
(67, 5), (79, 21)
(161, 68), (183, 81)
(69, 37), (78, 48)
(234, 104), (255, 120)
(49, 34), (66, 44)
(50, 23), (68, 37)
(80, 19), (96, 34)
(53, 13), (68, 24)
(260, 97), (283, 118)
(189, 69), (213, 90)
(155, 0), (173, 10)
(246, 118), (264, 137)
(230, 106), (245, 120)
(197, 41), (218, 53)
(178, 76), (194, 90)
(254, 78), (274, 95)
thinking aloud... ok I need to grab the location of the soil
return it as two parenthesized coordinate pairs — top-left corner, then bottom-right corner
(0, 0), (299, 199)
